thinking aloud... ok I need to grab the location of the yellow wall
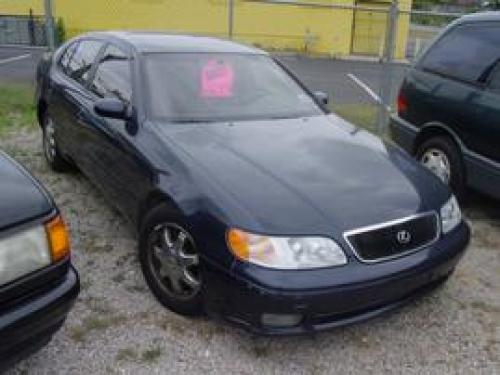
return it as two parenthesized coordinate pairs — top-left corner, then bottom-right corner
(350, 0), (411, 58)
(352, 2), (389, 56)
(233, 0), (355, 57)
(0, 0), (411, 59)
(57, 0), (229, 38)
(0, 0), (44, 15)
(395, 0), (412, 59)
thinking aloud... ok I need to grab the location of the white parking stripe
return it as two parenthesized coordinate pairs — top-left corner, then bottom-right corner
(0, 53), (31, 66)
(347, 73), (382, 104)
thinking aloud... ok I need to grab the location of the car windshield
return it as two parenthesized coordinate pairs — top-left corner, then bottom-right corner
(144, 53), (324, 122)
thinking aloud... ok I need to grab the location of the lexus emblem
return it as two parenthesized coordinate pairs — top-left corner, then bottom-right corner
(397, 230), (412, 245)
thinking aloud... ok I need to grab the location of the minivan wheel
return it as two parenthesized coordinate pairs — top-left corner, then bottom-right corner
(139, 204), (203, 316)
(42, 113), (72, 172)
(416, 136), (466, 201)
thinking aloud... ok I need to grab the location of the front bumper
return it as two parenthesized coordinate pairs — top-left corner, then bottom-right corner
(204, 222), (470, 335)
(0, 265), (79, 371)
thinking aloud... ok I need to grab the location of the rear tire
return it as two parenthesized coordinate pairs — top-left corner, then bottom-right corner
(416, 136), (466, 201)
(42, 112), (73, 172)
(139, 204), (203, 316)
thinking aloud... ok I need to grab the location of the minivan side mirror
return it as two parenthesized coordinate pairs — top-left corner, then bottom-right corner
(314, 91), (329, 106)
(94, 98), (129, 120)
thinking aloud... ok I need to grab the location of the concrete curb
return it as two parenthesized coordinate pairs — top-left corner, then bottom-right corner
(0, 44), (48, 51)
(273, 52), (411, 65)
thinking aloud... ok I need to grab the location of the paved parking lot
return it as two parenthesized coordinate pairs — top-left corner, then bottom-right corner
(0, 46), (44, 84)
(0, 127), (498, 375)
(276, 55), (407, 105)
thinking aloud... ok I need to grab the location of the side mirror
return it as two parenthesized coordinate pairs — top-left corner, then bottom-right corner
(94, 98), (129, 120)
(314, 91), (329, 106)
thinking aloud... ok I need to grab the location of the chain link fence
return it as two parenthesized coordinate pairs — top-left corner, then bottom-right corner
(0, 12), (47, 46)
(0, 0), (61, 48)
(0, 0), (474, 133)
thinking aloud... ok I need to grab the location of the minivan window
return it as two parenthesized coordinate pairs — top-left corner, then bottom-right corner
(90, 44), (132, 104)
(420, 23), (500, 83)
(65, 40), (103, 85)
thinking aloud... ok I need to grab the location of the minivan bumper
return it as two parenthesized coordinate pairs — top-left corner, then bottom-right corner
(204, 222), (470, 335)
(0, 265), (79, 371)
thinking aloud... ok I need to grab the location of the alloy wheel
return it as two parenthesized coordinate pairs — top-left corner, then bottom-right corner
(146, 223), (201, 301)
(420, 148), (451, 184)
(43, 116), (57, 163)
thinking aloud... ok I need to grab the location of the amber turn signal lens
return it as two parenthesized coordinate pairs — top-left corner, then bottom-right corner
(227, 229), (250, 261)
(45, 215), (71, 262)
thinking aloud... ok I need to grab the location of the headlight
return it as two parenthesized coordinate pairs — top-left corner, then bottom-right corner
(0, 216), (70, 287)
(227, 229), (347, 269)
(440, 195), (462, 234)
(0, 226), (50, 287)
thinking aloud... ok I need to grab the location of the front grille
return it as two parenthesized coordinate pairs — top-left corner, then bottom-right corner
(344, 212), (440, 263)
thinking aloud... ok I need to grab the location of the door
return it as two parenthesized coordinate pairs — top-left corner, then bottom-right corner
(81, 43), (151, 220)
(472, 63), (500, 163)
(47, 39), (104, 160)
(352, 1), (388, 56)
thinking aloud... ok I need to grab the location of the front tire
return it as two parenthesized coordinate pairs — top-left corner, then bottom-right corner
(416, 136), (466, 201)
(139, 204), (203, 316)
(42, 112), (72, 172)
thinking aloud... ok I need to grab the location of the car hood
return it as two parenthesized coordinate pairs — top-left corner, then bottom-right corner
(0, 151), (53, 231)
(154, 114), (449, 235)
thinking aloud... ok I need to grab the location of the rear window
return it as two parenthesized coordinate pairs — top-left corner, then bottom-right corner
(420, 23), (500, 83)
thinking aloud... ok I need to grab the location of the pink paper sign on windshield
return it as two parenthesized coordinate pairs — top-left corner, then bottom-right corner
(200, 59), (234, 98)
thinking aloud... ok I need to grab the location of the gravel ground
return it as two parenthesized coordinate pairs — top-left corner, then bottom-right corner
(1, 127), (499, 375)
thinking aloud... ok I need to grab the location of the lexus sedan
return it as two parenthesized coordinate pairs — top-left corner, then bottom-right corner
(0, 150), (78, 370)
(36, 32), (470, 335)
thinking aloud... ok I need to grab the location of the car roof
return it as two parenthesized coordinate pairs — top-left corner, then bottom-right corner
(84, 31), (268, 55)
(454, 11), (500, 25)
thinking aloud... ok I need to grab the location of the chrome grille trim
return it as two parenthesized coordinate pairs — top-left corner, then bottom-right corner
(343, 212), (441, 264)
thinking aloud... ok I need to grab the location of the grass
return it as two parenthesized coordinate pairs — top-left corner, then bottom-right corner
(0, 84), (36, 135)
(68, 313), (128, 343)
(141, 346), (163, 363)
(116, 348), (139, 362)
(330, 103), (379, 133)
(115, 345), (163, 364)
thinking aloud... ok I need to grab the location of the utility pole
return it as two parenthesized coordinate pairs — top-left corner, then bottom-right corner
(228, 0), (235, 39)
(44, 0), (55, 50)
(376, 0), (398, 135)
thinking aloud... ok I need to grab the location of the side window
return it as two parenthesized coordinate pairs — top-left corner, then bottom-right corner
(65, 40), (103, 85)
(420, 23), (500, 84)
(58, 42), (78, 74)
(90, 44), (132, 105)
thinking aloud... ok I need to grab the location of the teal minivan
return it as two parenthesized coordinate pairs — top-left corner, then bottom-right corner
(391, 12), (500, 200)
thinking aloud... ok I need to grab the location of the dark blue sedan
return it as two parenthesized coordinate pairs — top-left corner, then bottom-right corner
(35, 32), (470, 334)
